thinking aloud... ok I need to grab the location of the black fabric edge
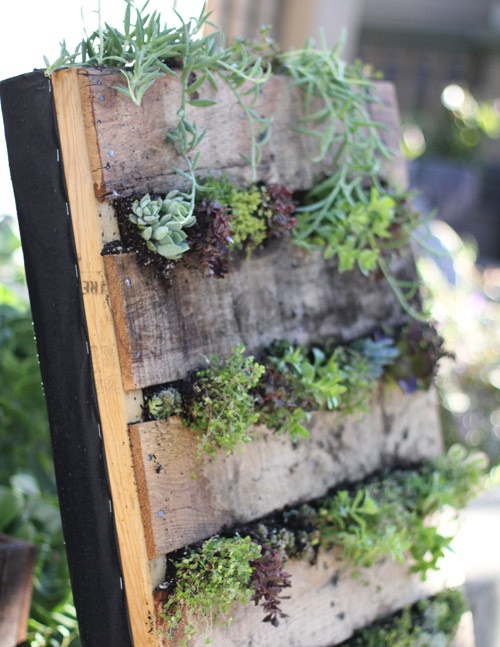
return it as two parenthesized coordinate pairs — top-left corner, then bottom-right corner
(0, 70), (133, 647)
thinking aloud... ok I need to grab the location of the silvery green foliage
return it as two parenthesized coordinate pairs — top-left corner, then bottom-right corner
(148, 388), (183, 419)
(129, 191), (196, 260)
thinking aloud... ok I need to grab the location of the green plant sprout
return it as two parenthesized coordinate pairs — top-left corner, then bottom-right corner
(160, 447), (486, 643)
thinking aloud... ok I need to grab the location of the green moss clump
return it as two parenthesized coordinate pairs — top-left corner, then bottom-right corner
(341, 589), (466, 646)
(162, 535), (261, 645)
(188, 345), (265, 455)
(227, 186), (268, 252)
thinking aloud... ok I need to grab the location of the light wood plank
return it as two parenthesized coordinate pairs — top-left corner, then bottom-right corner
(130, 387), (442, 558)
(104, 244), (417, 390)
(80, 70), (406, 200)
(52, 68), (157, 646)
(155, 542), (464, 647)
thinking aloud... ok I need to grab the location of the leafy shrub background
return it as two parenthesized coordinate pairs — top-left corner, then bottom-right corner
(0, 215), (80, 646)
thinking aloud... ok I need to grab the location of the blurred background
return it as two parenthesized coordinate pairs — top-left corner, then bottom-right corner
(0, 1), (499, 645)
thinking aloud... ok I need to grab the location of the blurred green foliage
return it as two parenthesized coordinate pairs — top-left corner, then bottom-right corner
(418, 221), (500, 466)
(0, 215), (80, 646)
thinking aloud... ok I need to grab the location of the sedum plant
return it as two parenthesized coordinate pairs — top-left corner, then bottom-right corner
(128, 191), (196, 260)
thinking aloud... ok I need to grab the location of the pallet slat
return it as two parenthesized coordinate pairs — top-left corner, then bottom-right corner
(131, 387), (442, 558)
(155, 544), (463, 647)
(105, 245), (417, 390)
(80, 72), (406, 200)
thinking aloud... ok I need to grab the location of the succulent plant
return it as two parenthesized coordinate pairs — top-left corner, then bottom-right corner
(148, 388), (183, 419)
(129, 191), (197, 260)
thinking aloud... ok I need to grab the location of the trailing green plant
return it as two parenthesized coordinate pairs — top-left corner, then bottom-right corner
(128, 191), (196, 260)
(46, 2), (272, 205)
(340, 588), (466, 646)
(186, 345), (265, 455)
(161, 535), (262, 645)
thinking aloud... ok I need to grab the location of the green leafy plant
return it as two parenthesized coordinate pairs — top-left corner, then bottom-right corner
(148, 324), (449, 453)
(317, 445), (487, 578)
(160, 448), (485, 643)
(0, 219), (79, 646)
(0, 475), (80, 647)
(187, 345), (265, 455)
(264, 335), (400, 417)
(340, 588), (466, 646)
(161, 535), (261, 645)
(294, 187), (396, 274)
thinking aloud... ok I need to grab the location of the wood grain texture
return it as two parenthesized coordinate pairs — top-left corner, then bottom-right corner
(104, 243), (418, 390)
(78, 70), (406, 200)
(154, 542), (463, 647)
(0, 535), (36, 646)
(52, 68), (157, 646)
(130, 386), (442, 558)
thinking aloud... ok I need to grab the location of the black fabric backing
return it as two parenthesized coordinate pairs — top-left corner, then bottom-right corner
(0, 70), (133, 647)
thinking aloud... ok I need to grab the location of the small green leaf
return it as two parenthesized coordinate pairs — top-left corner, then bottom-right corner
(186, 98), (218, 108)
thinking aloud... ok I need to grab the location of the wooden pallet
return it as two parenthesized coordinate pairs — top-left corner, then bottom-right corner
(0, 66), (458, 646)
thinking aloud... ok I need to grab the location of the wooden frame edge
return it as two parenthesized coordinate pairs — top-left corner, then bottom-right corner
(52, 68), (157, 646)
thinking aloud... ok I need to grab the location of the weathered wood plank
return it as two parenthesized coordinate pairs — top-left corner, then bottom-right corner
(0, 535), (36, 647)
(78, 70), (406, 200)
(155, 543), (463, 647)
(104, 243), (417, 390)
(130, 387), (442, 558)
